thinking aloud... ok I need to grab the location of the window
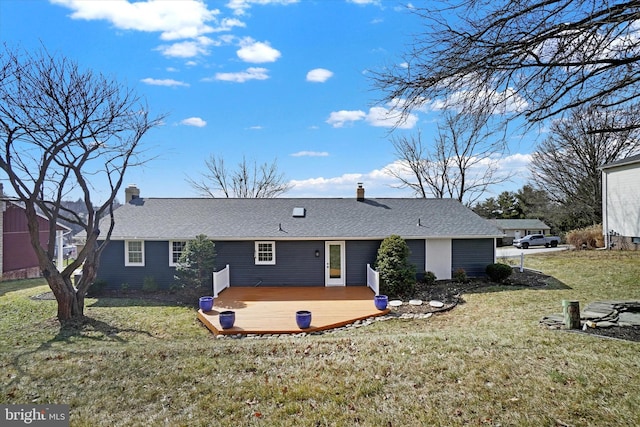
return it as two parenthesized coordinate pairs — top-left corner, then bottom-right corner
(170, 241), (187, 266)
(632, 237), (640, 244)
(255, 241), (276, 265)
(125, 240), (145, 266)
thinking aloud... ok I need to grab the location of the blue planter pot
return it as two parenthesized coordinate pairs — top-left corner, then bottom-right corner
(199, 296), (214, 312)
(219, 310), (236, 330)
(296, 310), (312, 329)
(374, 295), (388, 310)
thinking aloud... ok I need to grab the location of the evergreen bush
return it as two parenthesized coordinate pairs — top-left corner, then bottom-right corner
(174, 234), (217, 289)
(485, 263), (513, 283)
(374, 235), (416, 297)
(453, 267), (468, 283)
(421, 271), (437, 286)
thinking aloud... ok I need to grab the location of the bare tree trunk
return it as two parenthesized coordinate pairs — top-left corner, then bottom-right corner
(43, 267), (82, 320)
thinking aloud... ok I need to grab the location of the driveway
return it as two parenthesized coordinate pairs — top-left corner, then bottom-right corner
(496, 245), (570, 258)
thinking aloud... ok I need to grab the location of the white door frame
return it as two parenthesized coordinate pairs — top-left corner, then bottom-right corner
(325, 241), (346, 286)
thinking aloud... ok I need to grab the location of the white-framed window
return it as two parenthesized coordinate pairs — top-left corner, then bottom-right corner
(125, 240), (145, 266)
(169, 240), (187, 267)
(255, 241), (276, 265)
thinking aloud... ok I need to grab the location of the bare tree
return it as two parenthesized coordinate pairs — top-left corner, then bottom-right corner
(187, 155), (292, 198)
(531, 105), (640, 225)
(387, 112), (510, 205)
(373, 0), (640, 132)
(0, 46), (163, 321)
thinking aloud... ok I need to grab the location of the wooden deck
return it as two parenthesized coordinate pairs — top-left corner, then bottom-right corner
(197, 286), (390, 335)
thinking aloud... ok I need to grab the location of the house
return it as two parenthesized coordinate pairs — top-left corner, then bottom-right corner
(0, 186), (71, 280)
(491, 219), (551, 246)
(94, 184), (504, 290)
(601, 154), (640, 250)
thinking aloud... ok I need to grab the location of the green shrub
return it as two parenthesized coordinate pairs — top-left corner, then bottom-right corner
(143, 276), (158, 292)
(421, 271), (437, 286)
(485, 263), (513, 283)
(174, 234), (217, 289)
(374, 235), (416, 297)
(453, 268), (467, 283)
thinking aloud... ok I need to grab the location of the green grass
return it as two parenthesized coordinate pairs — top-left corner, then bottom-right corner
(1, 251), (640, 426)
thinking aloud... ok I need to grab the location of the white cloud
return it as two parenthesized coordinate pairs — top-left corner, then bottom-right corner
(287, 170), (408, 198)
(499, 153), (532, 173)
(141, 77), (189, 87)
(51, 0), (221, 40)
(425, 83), (528, 115)
(291, 151), (330, 157)
(157, 36), (218, 58)
(306, 68), (333, 83)
(347, 0), (381, 5)
(210, 67), (270, 82)
(180, 117), (207, 127)
(365, 106), (418, 129)
(237, 38), (281, 63)
(227, 0), (299, 16)
(248, 125), (263, 130)
(326, 105), (418, 129)
(287, 152), (533, 199)
(288, 173), (365, 196)
(51, 0), (245, 59)
(326, 110), (367, 128)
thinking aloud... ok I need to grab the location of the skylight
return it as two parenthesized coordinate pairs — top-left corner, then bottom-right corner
(292, 207), (306, 218)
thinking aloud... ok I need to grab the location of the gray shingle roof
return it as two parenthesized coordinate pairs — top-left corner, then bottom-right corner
(492, 219), (550, 230)
(102, 197), (503, 241)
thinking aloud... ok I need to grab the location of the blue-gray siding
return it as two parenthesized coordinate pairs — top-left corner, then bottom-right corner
(96, 240), (182, 290)
(216, 241), (325, 287)
(345, 240), (380, 285)
(407, 239), (426, 280)
(451, 239), (495, 277)
(95, 237), (490, 290)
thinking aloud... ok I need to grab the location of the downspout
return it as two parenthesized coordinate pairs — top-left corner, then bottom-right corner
(602, 168), (609, 249)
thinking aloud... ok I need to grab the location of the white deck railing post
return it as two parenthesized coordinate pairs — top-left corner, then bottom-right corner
(366, 264), (380, 296)
(213, 264), (230, 298)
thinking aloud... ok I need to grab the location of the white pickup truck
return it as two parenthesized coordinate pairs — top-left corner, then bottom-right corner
(513, 234), (561, 249)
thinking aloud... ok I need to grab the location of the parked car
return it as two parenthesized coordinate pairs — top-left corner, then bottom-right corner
(512, 234), (561, 249)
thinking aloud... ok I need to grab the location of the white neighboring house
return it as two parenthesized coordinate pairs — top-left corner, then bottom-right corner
(601, 154), (640, 250)
(491, 219), (551, 246)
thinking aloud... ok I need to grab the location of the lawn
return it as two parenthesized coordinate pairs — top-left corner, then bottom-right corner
(1, 251), (639, 426)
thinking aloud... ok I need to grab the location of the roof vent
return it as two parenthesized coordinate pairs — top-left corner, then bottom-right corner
(292, 207), (306, 218)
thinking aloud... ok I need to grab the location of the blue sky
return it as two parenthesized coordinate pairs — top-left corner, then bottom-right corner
(0, 0), (535, 202)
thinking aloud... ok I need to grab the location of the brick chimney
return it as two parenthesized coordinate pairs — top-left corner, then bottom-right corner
(125, 184), (140, 203)
(356, 183), (365, 201)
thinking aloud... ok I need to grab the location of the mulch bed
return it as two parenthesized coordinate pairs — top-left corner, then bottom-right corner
(389, 267), (555, 315)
